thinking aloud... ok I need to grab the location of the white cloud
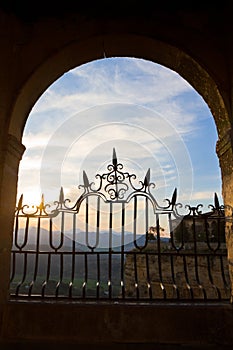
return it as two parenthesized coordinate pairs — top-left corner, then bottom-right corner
(26, 58), (198, 135)
(188, 191), (217, 201)
(22, 132), (51, 148)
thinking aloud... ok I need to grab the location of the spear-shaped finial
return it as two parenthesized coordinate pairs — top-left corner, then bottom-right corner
(83, 170), (90, 188)
(59, 187), (64, 204)
(144, 168), (150, 188)
(38, 194), (45, 212)
(112, 147), (117, 166)
(17, 194), (24, 210)
(214, 192), (220, 211)
(171, 188), (177, 207)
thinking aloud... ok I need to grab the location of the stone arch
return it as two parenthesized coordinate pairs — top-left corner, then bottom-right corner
(5, 33), (233, 306)
(8, 34), (230, 141)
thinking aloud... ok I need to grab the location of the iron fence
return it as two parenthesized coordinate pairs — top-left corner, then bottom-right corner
(10, 149), (231, 301)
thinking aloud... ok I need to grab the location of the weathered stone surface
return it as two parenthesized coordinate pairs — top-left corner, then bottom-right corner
(124, 242), (230, 300)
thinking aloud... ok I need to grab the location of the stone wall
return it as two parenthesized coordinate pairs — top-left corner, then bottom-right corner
(124, 242), (230, 300)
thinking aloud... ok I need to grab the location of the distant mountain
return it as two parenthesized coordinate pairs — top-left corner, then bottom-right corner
(12, 226), (169, 252)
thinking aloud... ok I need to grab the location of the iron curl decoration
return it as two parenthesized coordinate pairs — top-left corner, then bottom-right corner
(73, 148), (177, 211)
(52, 187), (72, 212)
(208, 192), (225, 216)
(15, 194), (51, 217)
(15, 148), (180, 215)
(185, 204), (203, 216)
(84, 148), (152, 201)
(15, 150), (230, 221)
(104, 159), (129, 200)
(78, 170), (95, 195)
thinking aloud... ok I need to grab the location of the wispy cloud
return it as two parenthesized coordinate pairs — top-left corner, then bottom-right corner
(28, 58), (199, 133)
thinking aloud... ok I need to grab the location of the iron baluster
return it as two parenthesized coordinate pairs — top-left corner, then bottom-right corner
(170, 254), (179, 299)
(133, 252), (139, 300)
(28, 216), (41, 296)
(55, 253), (64, 297)
(146, 253), (152, 299)
(14, 215), (29, 251)
(69, 214), (76, 298)
(96, 196), (100, 249)
(145, 196), (149, 248)
(120, 202), (125, 299)
(191, 212), (207, 300)
(182, 255), (194, 299)
(206, 255), (221, 300)
(42, 253), (51, 298)
(96, 252), (100, 299)
(220, 254), (230, 292)
(82, 253), (88, 298)
(10, 252), (16, 284)
(156, 213), (166, 299)
(15, 252), (27, 297)
(133, 196), (137, 249)
(108, 202), (113, 299)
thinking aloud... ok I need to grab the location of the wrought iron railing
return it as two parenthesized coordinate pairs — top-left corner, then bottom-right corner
(10, 149), (231, 301)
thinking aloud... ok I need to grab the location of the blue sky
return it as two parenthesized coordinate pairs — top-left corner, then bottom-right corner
(17, 57), (222, 211)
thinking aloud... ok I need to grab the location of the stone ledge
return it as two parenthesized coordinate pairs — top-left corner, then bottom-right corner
(1, 300), (233, 346)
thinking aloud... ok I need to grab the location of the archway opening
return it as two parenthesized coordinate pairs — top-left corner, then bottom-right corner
(17, 57), (221, 208)
(11, 57), (230, 301)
